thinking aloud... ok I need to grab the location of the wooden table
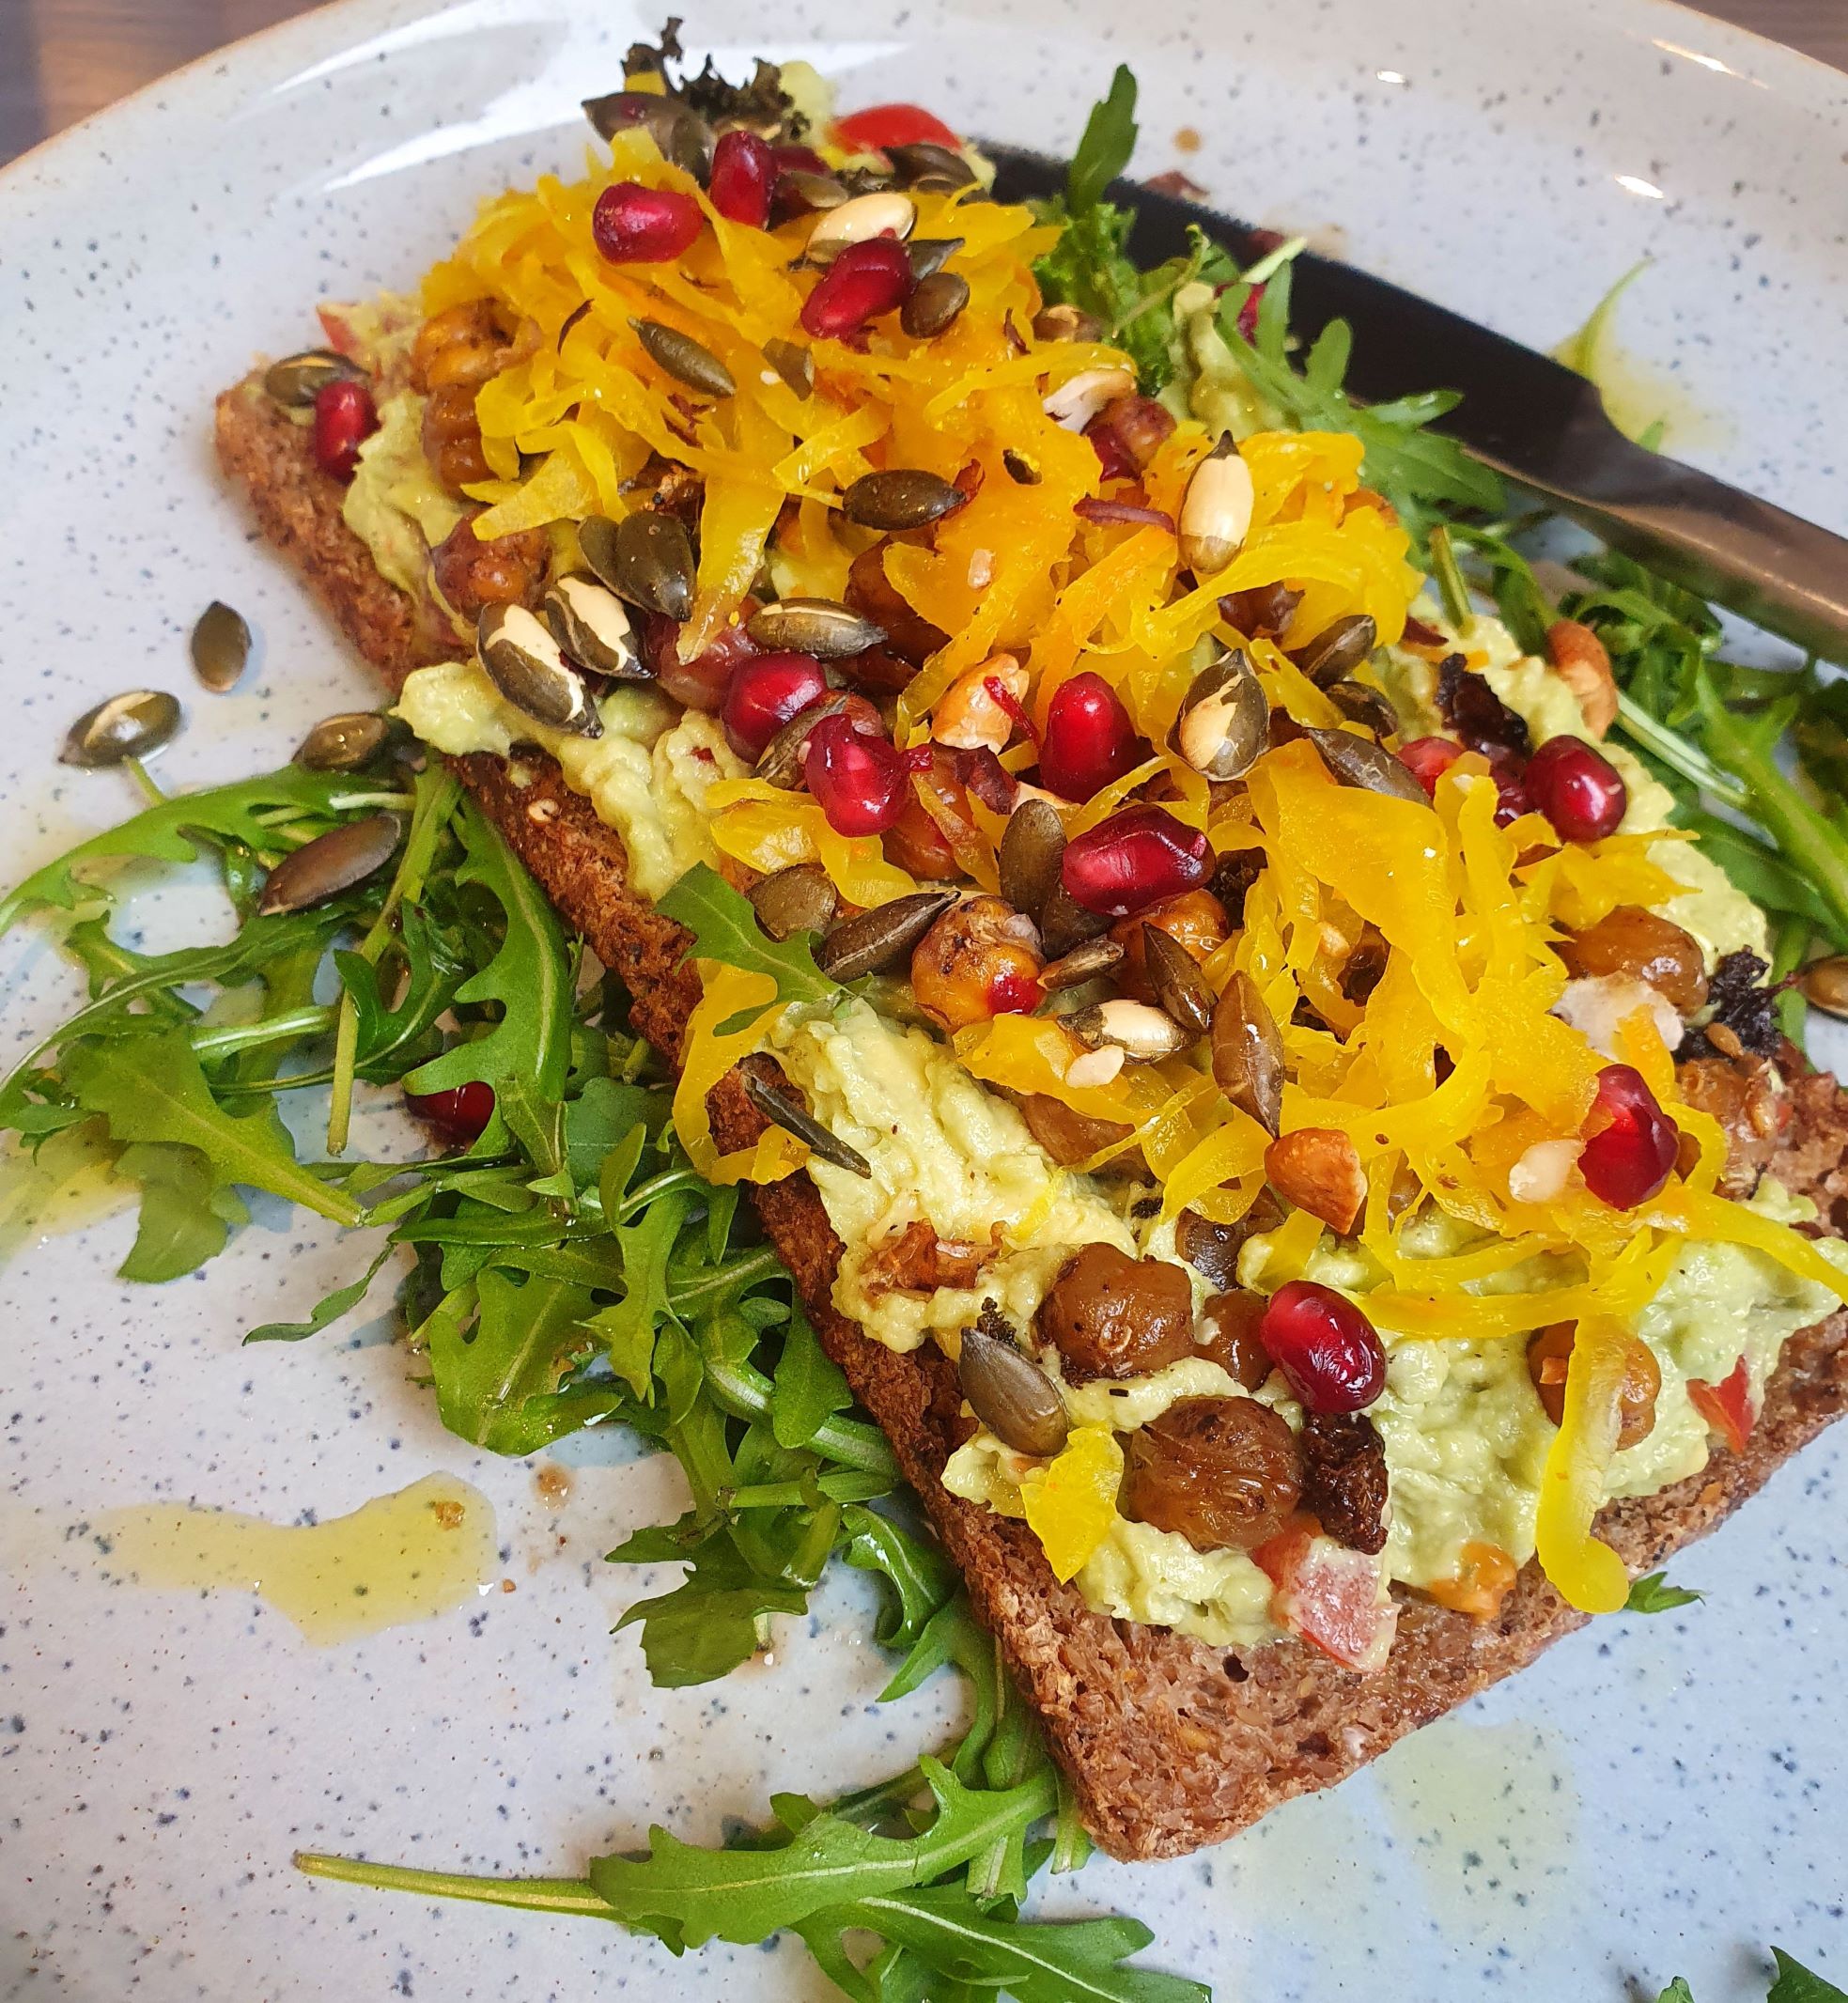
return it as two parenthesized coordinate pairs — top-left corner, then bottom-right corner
(1, 0), (1841, 163)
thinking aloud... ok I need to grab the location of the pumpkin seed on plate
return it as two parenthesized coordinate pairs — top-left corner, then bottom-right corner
(257, 813), (401, 916)
(477, 605), (602, 737)
(1292, 613), (1377, 688)
(750, 863), (839, 941)
(906, 237), (964, 283)
(60, 690), (181, 768)
(901, 271), (970, 339)
(190, 600), (251, 693)
(958, 1324), (1069, 1457)
(763, 337), (815, 397)
(543, 574), (644, 678)
(1305, 724), (1425, 803)
(580, 510), (695, 622)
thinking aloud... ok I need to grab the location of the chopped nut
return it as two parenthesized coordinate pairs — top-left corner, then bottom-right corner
(1264, 1126), (1367, 1234)
(1546, 618), (1618, 739)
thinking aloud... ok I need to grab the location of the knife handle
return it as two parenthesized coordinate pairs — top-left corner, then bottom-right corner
(1486, 425), (1848, 667)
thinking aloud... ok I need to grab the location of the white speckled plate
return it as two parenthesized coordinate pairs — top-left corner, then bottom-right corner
(3, 3), (1846, 1997)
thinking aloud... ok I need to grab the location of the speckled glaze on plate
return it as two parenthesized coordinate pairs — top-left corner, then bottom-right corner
(2, 3), (1845, 1997)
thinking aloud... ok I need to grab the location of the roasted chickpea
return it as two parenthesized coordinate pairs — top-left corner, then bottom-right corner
(846, 539), (950, 666)
(411, 299), (511, 394)
(1198, 1289), (1273, 1389)
(1558, 906), (1709, 1016)
(422, 382), (494, 493)
(1110, 889), (1231, 1003)
(1035, 1242), (1194, 1383)
(1017, 1095), (1144, 1178)
(909, 894), (1045, 1033)
(1125, 1397), (1302, 1552)
(1526, 1320), (1661, 1448)
(1172, 1192), (1286, 1289)
(429, 513), (548, 619)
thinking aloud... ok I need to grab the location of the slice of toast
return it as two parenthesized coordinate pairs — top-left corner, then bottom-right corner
(215, 373), (1848, 1860)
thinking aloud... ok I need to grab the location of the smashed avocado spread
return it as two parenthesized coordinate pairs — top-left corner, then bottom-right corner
(368, 120), (1848, 1669)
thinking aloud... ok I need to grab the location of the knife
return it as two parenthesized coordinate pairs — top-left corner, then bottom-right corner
(985, 145), (1848, 666)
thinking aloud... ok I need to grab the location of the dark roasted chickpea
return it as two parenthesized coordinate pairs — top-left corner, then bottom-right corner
(1125, 1397), (1302, 1552)
(429, 514), (548, 618)
(1558, 906), (1710, 1016)
(1526, 1320), (1662, 1448)
(1035, 1243), (1194, 1383)
(423, 382), (494, 492)
(1198, 1290), (1273, 1389)
(1018, 1095), (1144, 1177)
(411, 299), (510, 394)
(1172, 1192), (1286, 1289)
(1109, 889), (1231, 1004)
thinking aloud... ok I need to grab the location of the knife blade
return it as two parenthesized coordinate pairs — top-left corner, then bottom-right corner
(986, 144), (1848, 665)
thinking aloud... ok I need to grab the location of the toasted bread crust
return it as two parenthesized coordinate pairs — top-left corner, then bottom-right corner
(215, 371), (1848, 1859)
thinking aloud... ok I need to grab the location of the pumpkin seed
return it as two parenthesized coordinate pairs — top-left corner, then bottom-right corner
(1142, 925), (1215, 1036)
(60, 690), (181, 767)
(1039, 880), (1112, 959)
(477, 605), (602, 737)
(1172, 646), (1267, 782)
(257, 813), (400, 917)
(747, 598), (886, 659)
(1040, 935), (1125, 992)
(998, 798), (1066, 925)
(1032, 303), (1104, 343)
(763, 337), (815, 396)
(294, 710), (397, 771)
(1210, 969), (1284, 1136)
(262, 348), (364, 409)
(1178, 436), (1255, 578)
(815, 889), (959, 981)
(740, 1067), (871, 1178)
(1064, 997), (1193, 1061)
(1002, 448), (1041, 486)
(958, 1323), (1069, 1457)
(1800, 955), (1848, 1018)
(754, 691), (859, 788)
(842, 469), (968, 533)
(580, 510), (695, 621)
(750, 863), (839, 941)
(1292, 613), (1377, 687)
(543, 574), (644, 679)
(907, 237), (964, 283)
(884, 141), (976, 190)
(1305, 724), (1425, 803)
(631, 318), (735, 399)
(806, 190), (916, 261)
(777, 169), (850, 215)
(189, 600), (251, 693)
(580, 90), (711, 175)
(901, 271), (970, 339)
(1326, 678), (1397, 738)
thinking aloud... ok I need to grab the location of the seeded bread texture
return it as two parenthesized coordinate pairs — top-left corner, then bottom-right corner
(215, 370), (1848, 1861)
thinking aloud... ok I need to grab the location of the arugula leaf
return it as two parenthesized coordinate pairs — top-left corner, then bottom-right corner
(402, 793), (572, 1131)
(61, 1026), (361, 1232)
(246, 1239), (399, 1344)
(429, 1266), (621, 1453)
(769, 1304), (853, 1449)
(1066, 65), (1137, 217)
(656, 862), (841, 1019)
(114, 1142), (249, 1283)
(583, 1185), (694, 1397)
(0, 767), (369, 935)
(1655, 1982), (1696, 2003)
(1625, 1571), (1703, 1615)
(613, 1533), (815, 1689)
(1769, 1949), (1848, 2003)
(842, 1504), (956, 1651)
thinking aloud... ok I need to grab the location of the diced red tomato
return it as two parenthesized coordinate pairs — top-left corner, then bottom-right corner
(831, 102), (961, 152)
(1688, 1358), (1758, 1456)
(1252, 1518), (1398, 1673)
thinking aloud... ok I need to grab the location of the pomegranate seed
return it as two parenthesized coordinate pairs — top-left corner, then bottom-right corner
(1524, 734), (1627, 842)
(800, 238), (914, 341)
(1489, 759), (1533, 827)
(771, 143), (831, 177)
(721, 652), (830, 761)
(1038, 672), (1144, 800)
(311, 377), (378, 481)
(1061, 803), (1211, 917)
(1396, 735), (1463, 797)
(642, 611), (761, 713)
(708, 129), (774, 227)
(592, 181), (705, 264)
(1578, 1064), (1680, 1209)
(803, 711), (910, 835)
(1258, 1280), (1387, 1413)
(404, 1079), (496, 1148)
(1084, 414), (1138, 481)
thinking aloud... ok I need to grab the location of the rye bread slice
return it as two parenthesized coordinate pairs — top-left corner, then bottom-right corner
(214, 372), (1848, 1860)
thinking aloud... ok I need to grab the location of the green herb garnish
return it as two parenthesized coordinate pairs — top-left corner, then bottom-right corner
(1624, 1571), (1704, 1615)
